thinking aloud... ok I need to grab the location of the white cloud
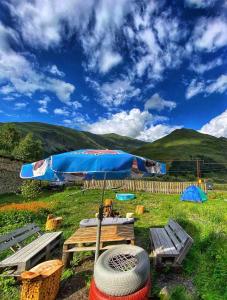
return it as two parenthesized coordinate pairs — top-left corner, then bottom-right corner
(47, 65), (65, 77)
(99, 52), (122, 74)
(191, 18), (227, 51)
(7, 0), (127, 73)
(145, 93), (176, 111)
(83, 108), (180, 142)
(137, 124), (180, 142)
(63, 119), (72, 125)
(200, 110), (227, 137)
(186, 75), (227, 99)
(63, 112), (89, 127)
(0, 22), (75, 103)
(2, 96), (15, 101)
(38, 96), (50, 113)
(206, 75), (227, 94)
(6, 0), (186, 78)
(70, 101), (82, 109)
(14, 102), (27, 110)
(186, 79), (205, 99)
(133, 11), (187, 81)
(87, 77), (140, 108)
(54, 107), (69, 116)
(190, 57), (223, 74)
(185, 0), (217, 8)
(38, 107), (48, 114)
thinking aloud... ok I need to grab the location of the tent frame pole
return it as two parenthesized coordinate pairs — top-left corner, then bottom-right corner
(95, 172), (107, 263)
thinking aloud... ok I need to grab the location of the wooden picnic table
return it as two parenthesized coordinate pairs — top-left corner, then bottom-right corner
(62, 224), (135, 267)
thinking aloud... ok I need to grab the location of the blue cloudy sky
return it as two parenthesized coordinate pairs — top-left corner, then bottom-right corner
(0, 0), (227, 142)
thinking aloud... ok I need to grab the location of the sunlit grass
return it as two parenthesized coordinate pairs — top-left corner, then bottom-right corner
(0, 188), (226, 299)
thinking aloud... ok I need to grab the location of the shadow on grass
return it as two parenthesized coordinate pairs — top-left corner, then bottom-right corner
(57, 269), (92, 299)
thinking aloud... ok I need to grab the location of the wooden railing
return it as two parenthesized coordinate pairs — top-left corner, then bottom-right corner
(84, 180), (207, 194)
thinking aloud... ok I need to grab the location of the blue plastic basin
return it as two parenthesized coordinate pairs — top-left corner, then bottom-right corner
(116, 193), (135, 201)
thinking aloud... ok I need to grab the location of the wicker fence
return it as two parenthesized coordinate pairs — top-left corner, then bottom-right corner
(84, 180), (207, 194)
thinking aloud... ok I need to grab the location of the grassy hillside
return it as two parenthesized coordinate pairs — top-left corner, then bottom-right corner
(135, 128), (227, 181)
(0, 122), (146, 156)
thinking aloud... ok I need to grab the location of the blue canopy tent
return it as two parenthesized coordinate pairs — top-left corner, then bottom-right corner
(20, 149), (166, 261)
(181, 185), (208, 203)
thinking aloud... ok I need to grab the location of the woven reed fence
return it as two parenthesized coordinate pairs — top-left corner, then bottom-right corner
(84, 180), (207, 194)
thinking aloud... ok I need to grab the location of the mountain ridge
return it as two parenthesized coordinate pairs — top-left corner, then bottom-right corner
(0, 122), (147, 156)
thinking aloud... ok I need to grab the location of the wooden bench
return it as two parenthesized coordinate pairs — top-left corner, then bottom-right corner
(149, 219), (193, 267)
(0, 223), (62, 274)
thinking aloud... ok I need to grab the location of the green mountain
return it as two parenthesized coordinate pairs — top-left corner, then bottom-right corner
(0, 122), (147, 156)
(134, 128), (227, 181)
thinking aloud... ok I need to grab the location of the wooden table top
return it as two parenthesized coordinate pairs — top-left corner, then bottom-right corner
(64, 224), (134, 245)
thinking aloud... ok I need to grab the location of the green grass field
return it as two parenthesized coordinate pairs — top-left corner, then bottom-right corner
(0, 188), (227, 300)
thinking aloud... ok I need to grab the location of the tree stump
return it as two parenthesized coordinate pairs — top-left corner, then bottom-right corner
(20, 260), (63, 300)
(45, 214), (63, 231)
(135, 205), (145, 215)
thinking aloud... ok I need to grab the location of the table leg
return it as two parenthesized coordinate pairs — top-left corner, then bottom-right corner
(62, 244), (73, 268)
(130, 239), (135, 245)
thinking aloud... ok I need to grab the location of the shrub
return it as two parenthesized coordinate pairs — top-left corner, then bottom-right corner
(170, 285), (194, 300)
(21, 180), (41, 200)
(0, 275), (19, 300)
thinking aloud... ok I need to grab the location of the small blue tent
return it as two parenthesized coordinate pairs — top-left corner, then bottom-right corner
(181, 185), (207, 203)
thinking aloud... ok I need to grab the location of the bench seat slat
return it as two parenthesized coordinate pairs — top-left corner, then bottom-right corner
(0, 224), (40, 252)
(164, 225), (183, 251)
(168, 220), (189, 244)
(155, 228), (179, 256)
(0, 232), (62, 267)
(150, 228), (178, 257)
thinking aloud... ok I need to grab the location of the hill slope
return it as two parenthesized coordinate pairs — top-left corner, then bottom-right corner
(134, 129), (227, 180)
(0, 122), (147, 156)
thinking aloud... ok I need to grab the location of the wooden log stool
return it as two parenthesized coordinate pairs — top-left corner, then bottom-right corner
(103, 199), (113, 217)
(20, 259), (63, 300)
(45, 214), (63, 231)
(135, 205), (145, 215)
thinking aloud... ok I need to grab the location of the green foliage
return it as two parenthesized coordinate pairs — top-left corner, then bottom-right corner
(0, 124), (20, 151)
(169, 285), (194, 300)
(13, 133), (43, 162)
(61, 268), (74, 281)
(0, 209), (48, 236)
(21, 180), (41, 200)
(0, 275), (19, 300)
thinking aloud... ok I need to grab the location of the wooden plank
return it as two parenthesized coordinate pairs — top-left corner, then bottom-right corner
(0, 224), (40, 252)
(155, 228), (178, 256)
(64, 225), (134, 245)
(164, 225), (183, 251)
(175, 238), (193, 264)
(66, 244), (126, 252)
(150, 228), (178, 257)
(168, 220), (190, 244)
(0, 232), (62, 267)
(150, 228), (163, 256)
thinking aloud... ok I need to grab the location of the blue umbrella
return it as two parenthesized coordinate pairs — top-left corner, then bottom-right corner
(20, 149), (166, 261)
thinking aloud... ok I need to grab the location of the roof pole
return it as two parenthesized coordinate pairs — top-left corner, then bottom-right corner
(95, 172), (107, 263)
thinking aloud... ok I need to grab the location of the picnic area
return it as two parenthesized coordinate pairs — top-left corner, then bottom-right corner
(0, 186), (226, 300)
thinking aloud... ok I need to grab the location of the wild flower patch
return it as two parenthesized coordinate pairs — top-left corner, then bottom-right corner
(0, 201), (51, 212)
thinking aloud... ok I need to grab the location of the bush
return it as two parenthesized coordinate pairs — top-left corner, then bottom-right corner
(0, 275), (19, 300)
(21, 180), (41, 200)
